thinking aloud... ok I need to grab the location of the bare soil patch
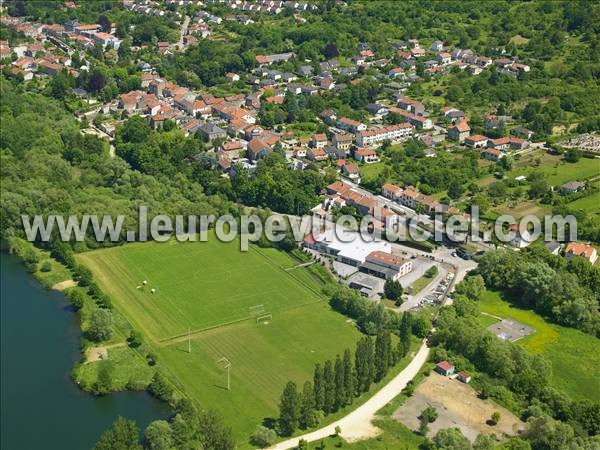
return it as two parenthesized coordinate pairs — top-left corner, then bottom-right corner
(393, 373), (525, 442)
(51, 279), (77, 291)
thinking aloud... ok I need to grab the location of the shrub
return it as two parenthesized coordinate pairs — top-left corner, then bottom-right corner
(87, 309), (113, 342)
(40, 260), (52, 272)
(68, 289), (86, 311)
(250, 425), (277, 448)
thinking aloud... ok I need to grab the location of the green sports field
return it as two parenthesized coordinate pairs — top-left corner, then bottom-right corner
(78, 238), (326, 341)
(77, 237), (363, 440)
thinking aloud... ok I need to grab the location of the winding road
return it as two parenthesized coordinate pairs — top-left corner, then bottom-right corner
(269, 340), (430, 449)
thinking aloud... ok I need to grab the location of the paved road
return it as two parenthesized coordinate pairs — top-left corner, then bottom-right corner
(177, 15), (190, 50)
(269, 341), (430, 449)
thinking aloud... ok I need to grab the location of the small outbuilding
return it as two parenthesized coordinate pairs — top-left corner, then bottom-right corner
(435, 360), (455, 376)
(457, 371), (471, 384)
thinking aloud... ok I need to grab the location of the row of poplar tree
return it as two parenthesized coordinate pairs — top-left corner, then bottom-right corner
(278, 313), (413, 436)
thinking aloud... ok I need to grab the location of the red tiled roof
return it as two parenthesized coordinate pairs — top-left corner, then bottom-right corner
(565, 242), (596, 258)
(436, 361), (454, 371)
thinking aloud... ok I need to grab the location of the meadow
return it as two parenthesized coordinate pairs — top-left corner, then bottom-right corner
(77, 237), (364, 441)
(478, 290), (600, 402)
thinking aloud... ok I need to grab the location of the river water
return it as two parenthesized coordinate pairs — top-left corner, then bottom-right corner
(1, 254), (170, 450)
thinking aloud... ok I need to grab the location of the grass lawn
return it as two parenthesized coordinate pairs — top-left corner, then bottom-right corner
(508, 152), (600, 186)
(409, 274), (434, 295)
(478, 290), (600, 402)
(360, 162), (386, 182)
(78, 237), (364, 442)
(490, 199), (552, 220)
(77, 238), (325, 341)
(477, 152), (600, 189)
(567, 182), (600, 215)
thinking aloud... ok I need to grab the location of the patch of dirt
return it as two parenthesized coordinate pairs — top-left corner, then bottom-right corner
(51, 279), (77, 291)
(393, 373), (525, 442)
(84, 342), (126, 363)
(85, 346), (108, 363)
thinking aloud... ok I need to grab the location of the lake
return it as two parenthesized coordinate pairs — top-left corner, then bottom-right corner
(1, 254), (171, 450)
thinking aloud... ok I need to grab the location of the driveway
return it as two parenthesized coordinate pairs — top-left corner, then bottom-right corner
(269, 341), (430, 449)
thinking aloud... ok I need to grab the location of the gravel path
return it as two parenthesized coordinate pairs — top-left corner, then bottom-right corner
(269, 340), (430, 449)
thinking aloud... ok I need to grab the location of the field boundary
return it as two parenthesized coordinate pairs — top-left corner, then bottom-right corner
(251, 245), (326, 299)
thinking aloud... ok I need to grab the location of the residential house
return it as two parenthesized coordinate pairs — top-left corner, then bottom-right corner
(220, 141), (245, 160)
(255, 52), (294, 66)
(356, 123), (413, 147)
(319, 108), (337, 123)
(431, 40), (444, 51)
(398, 187), (420, 209)
(382, 183), (403, 202)
(508, 223), (533, 248)
(511, 127), (535, 140)
(488, 137), (511, 151)
(282, 72), (297, 82)
(298, 65), (313, 77)
(397, 97), (425, 115)
(354, 148), (379, 163)
(342, 163), (361, 182)
(448, 119), (470, 142)
(481, 147), (504, 162)
(509, 137), (529, 150)
(366, 103), (389, 116)
(226, 72), (240, 82)
(388, 67), (404, 79)
(198, 123), (227, 141)
(307, 147), (328, 162)
(564, 242), (598, 265)
(485, 114), (510, 130)
(560, 181), (586, 194)
(333, 133), (353, 152)
(92, 32), (120, 49)
(437, 52), (452, 65)
(312, 133), (327, 148)
(247, 138), (272, 161)
(337, 117), (367, 133)
(324, 145), (346, 160)
(464, 134), (488, 148)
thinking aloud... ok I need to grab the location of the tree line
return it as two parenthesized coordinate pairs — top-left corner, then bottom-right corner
(94, 398), (235, 450)
(475, 248), (600, 337)
(275, 323), (411, 440)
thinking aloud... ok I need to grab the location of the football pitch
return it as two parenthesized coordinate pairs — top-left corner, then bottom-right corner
(78, 237), (325, 341)
(78, 237), (363, 439)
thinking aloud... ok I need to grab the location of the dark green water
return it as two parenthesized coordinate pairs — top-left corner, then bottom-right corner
(1, 254), (171, 450)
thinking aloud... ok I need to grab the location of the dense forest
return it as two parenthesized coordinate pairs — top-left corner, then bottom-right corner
(0, 79), (231, 246)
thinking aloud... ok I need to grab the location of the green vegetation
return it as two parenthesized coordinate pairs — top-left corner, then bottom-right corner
(77, 236), (327, 340)
(477, 248), (600, 336)
(77, 238), (363, 441)
(409, 275), (433, 296)
(478, 290), (600, 402)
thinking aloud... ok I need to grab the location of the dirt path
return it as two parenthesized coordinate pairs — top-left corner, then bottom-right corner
(85, 342), (126, 363)
(51, 279), (77, 291)
(285, 261), (315, 271)
(269, 341), (430, 449)
(481, 311), (502, 321)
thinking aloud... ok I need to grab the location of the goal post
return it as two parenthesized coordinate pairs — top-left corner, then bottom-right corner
(256, 313), (272, 324)
(248, 304), (265, 317)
